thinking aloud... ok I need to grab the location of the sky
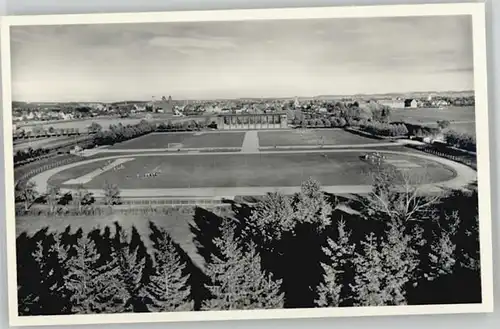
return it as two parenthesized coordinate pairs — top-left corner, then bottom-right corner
(10, 15), (474, 102)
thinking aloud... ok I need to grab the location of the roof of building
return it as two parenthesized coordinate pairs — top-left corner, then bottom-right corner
(217, 113), (286, 117)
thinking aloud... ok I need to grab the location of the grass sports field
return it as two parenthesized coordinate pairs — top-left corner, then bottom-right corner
(107, 129), (380, 150)
(48, 151), (456, 189)
(109, 132), (245, 149)
(258, 129), (381, 147)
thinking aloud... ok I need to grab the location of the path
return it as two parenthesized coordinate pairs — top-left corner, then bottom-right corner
(241, 131), (260, 153)
(63, 158), (135, 185)
(30, 148), (477, 198)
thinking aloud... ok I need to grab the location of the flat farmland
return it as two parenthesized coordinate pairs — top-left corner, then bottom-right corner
(391, 106), (476, 135)
(444, 122), (477, 135)
(19, 117), (145, 132)
(258, 129), (382, 147)
(109, 132), (245, 149)
(48, 152), (456, 189)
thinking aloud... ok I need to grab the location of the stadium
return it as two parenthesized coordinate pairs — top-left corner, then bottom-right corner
(26, 128), (477, 205)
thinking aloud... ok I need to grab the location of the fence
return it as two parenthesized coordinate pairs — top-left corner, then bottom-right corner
(406, 144), (477, 170)
(14, 154), (83, 187)
(22, 202), (232, 217)
(120, 198), (233, 207)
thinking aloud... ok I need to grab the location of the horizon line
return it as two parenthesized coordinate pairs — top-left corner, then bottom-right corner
(12, 89), (475, 105)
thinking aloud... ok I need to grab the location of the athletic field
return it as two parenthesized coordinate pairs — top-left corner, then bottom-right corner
(258, 129), (382, 147)
(109, 132), (246, 149)
(48, 151), (456, 190)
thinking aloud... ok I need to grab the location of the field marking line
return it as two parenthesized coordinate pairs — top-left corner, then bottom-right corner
(62, 158), (135, 185)
(90, 141), (400, 155)
(29, 148), (477, 197)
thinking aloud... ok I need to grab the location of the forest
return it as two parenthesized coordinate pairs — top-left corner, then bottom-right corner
(16, 167), (481, 315)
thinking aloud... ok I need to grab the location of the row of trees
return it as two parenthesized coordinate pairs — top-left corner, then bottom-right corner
(15, 181), (121, 215)
(357, 122), (409, 137)
(297, 103), (392, 126)
(421, 96), (475, 107)
(14, 127), (81, 140)
(157, 119), (217, 132)
(93, 120), (156, 147)
(14, 148), (51, 166)
(291, 117), (348, 128)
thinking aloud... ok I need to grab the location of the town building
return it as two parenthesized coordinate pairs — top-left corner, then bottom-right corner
(217, 113), (288, 130)
(404, 99), (418, 108)
(377, 99), (405, 109)
(153, 95), (174, 113)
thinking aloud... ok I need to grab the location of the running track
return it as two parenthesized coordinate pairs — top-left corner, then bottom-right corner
(29, 148), (477, 199)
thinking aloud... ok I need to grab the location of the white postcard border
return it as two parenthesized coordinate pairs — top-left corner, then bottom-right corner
(0, 2), (493, 327)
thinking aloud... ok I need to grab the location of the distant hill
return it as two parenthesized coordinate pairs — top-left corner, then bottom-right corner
(13, 90), (474, 106)
(315, 90), (475, 100)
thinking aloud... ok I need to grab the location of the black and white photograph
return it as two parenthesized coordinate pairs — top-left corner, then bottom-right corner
(0, 3), (493, 326)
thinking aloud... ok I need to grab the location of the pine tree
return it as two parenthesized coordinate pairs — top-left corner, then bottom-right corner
(461, 214), (480, 271)
(294, 178), (332, 230)
(24, 235), (69, 314)
(114, 229), (146, 312)
(63, 232), (124, 314)
(245, 192), (295, 245)
(63, 233), (103, 313)
(427, 211), (460, 280)
(315, 220), (355, 307)
(202, 220), (284, 310)
(202, 219), (246, 310)
(145, 228), (193, 312)
(350, 233), (388, 306)
(241, 242), (284, 309)
(378, 218), (420, 305)
(351, 218), (421, 306)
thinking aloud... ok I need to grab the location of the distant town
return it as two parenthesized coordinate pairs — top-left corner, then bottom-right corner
(12, 91), (475, 129)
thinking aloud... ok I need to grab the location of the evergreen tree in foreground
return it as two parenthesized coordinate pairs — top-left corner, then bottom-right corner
(244, 192), (295, 246)
(113, 229), (147, 312)
(25, 234), (69, 314)
(351, 217), (421, 306)
(350, 233), (388, 306)
(203, 219), (284, 310)
(63, 232), (122, 313)
(315, 220), (355, 307)
(145, 228), (193, 312)
(427, 211), (460, 280)
(294, 178), (332, 230)
(241, 242), (285, 309)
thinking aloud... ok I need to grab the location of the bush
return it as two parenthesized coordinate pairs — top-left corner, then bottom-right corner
(437, 120), (451, 130)
(93, 120), (156, 147)
(445, 130), (476, 152)
(404, 123), (440, 138)
(358, 122), (409, 137)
